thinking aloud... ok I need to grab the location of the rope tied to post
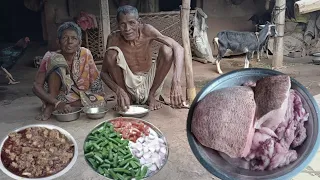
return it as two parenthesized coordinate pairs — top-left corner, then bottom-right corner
(271, 4), (286, 24)
(179, 5), (191, 10)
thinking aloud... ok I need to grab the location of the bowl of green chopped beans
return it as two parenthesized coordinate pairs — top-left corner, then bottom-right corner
(83, 117), (169, 180)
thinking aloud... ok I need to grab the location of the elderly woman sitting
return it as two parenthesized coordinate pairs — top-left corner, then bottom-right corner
(33, 22), (106, 121)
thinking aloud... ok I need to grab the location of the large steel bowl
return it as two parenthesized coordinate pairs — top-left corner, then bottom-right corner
(187, 68), (320, 180)
(0, 124), (78, 180)
(84, 117), (169, 179)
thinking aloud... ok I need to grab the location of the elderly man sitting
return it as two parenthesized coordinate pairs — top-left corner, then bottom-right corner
(33, 22), (106, 120)
(101, 5), (185, 111)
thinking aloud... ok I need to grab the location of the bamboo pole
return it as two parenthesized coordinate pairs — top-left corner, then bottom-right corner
(181, 0), (196, 104)
(100, 0), (111, 53)
(295, 0), (320, 15)
(272, 0), (286, 68)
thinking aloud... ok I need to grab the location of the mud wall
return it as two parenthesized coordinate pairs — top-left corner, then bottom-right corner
(106, 0), (267, 54)
(44, 0), (101, 50)
(45, 0), (266, 53)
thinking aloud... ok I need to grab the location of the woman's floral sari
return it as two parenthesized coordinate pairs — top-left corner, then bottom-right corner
(38, 47), (106, 107)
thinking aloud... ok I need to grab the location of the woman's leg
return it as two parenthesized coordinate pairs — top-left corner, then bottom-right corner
(36, 72), (61, 121)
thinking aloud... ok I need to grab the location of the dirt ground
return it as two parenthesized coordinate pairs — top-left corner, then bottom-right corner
(0, 43), (320, 180)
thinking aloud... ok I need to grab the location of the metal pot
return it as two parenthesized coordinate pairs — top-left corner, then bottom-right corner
(187, 68), (320, 180)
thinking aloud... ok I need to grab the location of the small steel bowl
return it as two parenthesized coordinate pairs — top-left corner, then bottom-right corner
(83, 117), (169, 179)
(83, 107), (109, 119)
(312, 54), (320, 65)
(312, 56), (320, 65)
(52, 107), (82, 122)
(312, 52), (320, 57)
(312, 59), (320, 65)
(0, 124), (78, 180)
(187, 68), (320, 180)
(118, 105), (150, 118)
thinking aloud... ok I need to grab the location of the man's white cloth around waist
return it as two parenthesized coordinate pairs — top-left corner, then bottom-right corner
(106, 46), (164, 104)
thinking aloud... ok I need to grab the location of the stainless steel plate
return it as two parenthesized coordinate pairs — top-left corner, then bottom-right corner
(186, 68), (320, 180)
(0, 124), (78, 180)
(83, 117), (169, 179)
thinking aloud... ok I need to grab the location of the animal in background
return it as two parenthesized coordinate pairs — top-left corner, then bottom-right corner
(212, 22), (277, 74)
(249, 12), (272, 30)
(0, 37), (30, 84)
(253, 25), (272, 61)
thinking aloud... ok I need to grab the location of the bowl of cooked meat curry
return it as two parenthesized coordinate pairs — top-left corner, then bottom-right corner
(0, 124), (78, 180)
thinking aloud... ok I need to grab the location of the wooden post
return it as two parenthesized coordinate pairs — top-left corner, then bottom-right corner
(181, 0), (196, 104)
(100, 0), (111, 53)
(272, 0), (286, 68)
(295, 0), (320, 15)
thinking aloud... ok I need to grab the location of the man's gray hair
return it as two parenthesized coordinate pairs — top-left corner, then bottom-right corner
(57, 21), (82, 40)
(116, 5), (139, 22)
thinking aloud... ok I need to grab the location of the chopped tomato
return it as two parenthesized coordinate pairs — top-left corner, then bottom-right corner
(110, 119), (150, 142)
(112, 120), (122, 128)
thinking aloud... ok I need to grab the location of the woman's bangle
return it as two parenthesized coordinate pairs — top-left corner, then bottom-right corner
(54, 101), (62, 109)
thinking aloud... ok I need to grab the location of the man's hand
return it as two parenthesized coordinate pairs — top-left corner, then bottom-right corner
(170, 81), (184, 108)
(116, 87), (131, 111)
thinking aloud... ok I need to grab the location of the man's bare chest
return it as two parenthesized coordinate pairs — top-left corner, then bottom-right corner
(119, 42), (151, 60)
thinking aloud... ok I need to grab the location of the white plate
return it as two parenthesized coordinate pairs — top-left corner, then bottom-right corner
(118, 105), (150, 118)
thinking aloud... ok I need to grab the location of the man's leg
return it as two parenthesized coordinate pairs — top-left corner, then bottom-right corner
(36, 72), (61, 121)
(148, 45), (173, 110)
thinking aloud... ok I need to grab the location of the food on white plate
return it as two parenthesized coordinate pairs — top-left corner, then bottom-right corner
(84, 118), (168, 179)
(191, 75), (309, 171)
(1, 127), (74, 178)
(128, 128), (167, 176)
(121, 106), (148, 114)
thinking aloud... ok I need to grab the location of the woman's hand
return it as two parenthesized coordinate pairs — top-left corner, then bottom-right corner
(55, 101), (72, 113)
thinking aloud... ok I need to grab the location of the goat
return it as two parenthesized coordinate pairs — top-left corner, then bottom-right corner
(249, 12), (271, 27)
(213, 22), (277, 74)
(253, 23), (278, 61)
(255, 33), (270, 61)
